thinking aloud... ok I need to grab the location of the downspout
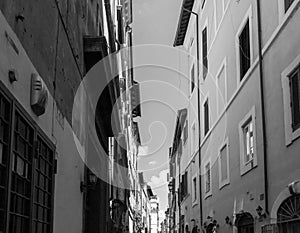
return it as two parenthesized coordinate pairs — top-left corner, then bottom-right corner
(182, 7), (203, 227)
(256, 0), (269, 214)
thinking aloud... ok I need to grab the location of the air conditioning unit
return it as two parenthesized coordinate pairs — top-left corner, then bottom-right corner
(30, 73), (48, 116)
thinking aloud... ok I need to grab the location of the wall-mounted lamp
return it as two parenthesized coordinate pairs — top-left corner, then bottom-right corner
(256, 205), (267, 219)
(225, 216), (232, 226)
(168, 179), (175, 193)
(30, 73), (48, 116)
(80, 171), (98, 192)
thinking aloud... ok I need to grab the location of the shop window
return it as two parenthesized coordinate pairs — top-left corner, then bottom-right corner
(0, 87), (55, 233)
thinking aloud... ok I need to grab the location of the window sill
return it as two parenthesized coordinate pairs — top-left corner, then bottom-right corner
(240, 163), (257, 176)
(204, 191), (212, 200)
(219, 181), (230, 190)
(180, 193), (190, 204)
(192, 201), (198, 208)
(278, 0), (300, 24)
(286, 128), (300, 146)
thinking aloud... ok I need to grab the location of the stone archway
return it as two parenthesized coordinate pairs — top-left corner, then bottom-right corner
(236, 213), (254, 233)
(270, 187), (295, 224)
(276, 194), (300, 232)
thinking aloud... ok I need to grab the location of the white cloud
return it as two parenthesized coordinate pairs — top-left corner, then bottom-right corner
(149, 161), (157, 165)
(159, 210), (166, 223)
(138, 146), (149, 156)
(149, 169), (168, 189)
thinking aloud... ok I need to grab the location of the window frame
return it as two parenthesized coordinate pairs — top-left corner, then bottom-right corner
(289, 67), (300, 131)
(222, 0), (230, 13)
(204, 160), (212, 198)
(218, 138), (230, 189)
(192, 174), (197, 205)
(201, 0), (206, 9)
(191, 64), (195, 93)
(278, 0), (298, 22)
(238, 106), (257, 176)
(235, 6), (253, 85)
(0, 82), (56, 233)
(282, 54), (300, 145)
(183, 120), (188, 145)
(203, 95), (210, 137)
(191, 122), (196, 154)
(202, 26), (208, 80)
(216, 57), (228, 115)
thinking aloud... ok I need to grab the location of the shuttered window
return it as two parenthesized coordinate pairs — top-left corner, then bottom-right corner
(180, 172), (188, 202)
(204, 99), (209, 136)
(183, 120), (188, 144)
(239, 20), (251, 80)
(202, 27), (208, 80)
(220, 145), (228, 182)
(205, 163), (211, 194)
(289, 66), (300, 131)
(191, 64), (195, 93)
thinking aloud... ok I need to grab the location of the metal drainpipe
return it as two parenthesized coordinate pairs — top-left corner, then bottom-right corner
(256, 0), (269, 214)
(181, 7), (203, 227)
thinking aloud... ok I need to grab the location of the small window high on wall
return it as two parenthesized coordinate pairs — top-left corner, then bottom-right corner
(239, 20), (251, 80)
(285, 0), (295, 12)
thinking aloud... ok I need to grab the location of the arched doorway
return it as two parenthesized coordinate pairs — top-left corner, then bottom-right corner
(277, 194), (300, 233)
(236, 213), (254, 233)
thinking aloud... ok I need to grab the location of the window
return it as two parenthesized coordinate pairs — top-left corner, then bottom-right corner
(239, 107), (257, 175)
(191, 64), (195, 93)
(282, 56), (300, 145)
(284, 0), (295, 12)
(218, 140), (230, 189)
(204, 99), (209, 136)
(239, 19), (251, 80)
(289, 66), (300, 131)
(183, 120), (188, 144)
(192, 176), (197, 203)
(205, 162), (211, 195)
(0, 92), (11, 233)
(277, 194), (300, 232)
(202, 27), (208, 80)
(243, 120), (254, 164)
(180, 171), (188, 202)
(191, 123), (196, 153)
(0, 87), (55, 233)
(216, 59), (227, 115)
(214, 0), (223, 30)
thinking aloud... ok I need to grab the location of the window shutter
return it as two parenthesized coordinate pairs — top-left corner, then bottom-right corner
(289, 69), (300, 130)
(202, 27), (208, 79)
(239, 20), (251, 80)
(204, 100), (209, 135)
